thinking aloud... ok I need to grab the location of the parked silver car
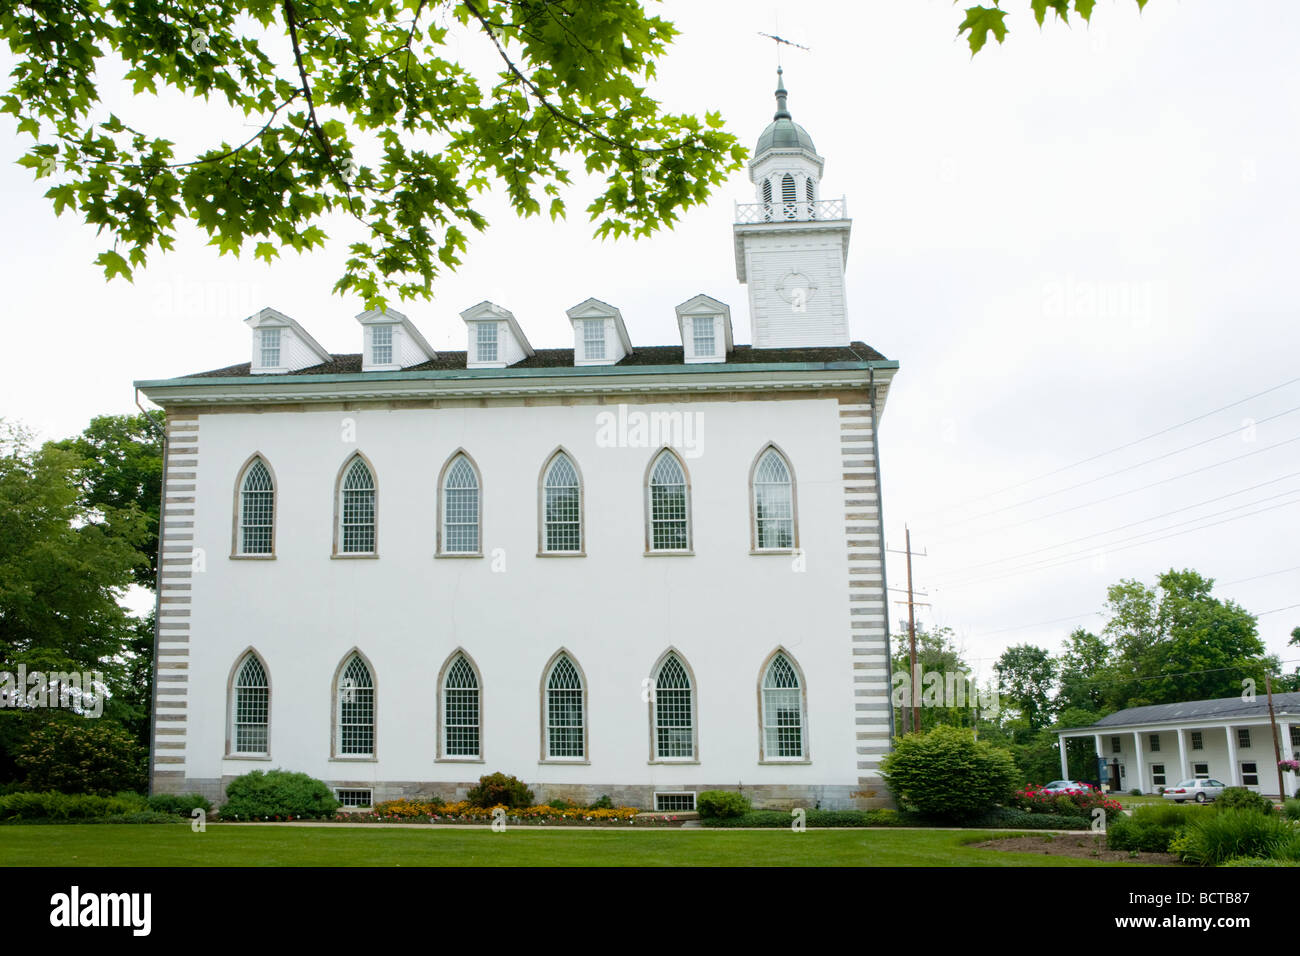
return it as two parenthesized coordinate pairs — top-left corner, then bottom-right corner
(1162, 778), (1227, 803)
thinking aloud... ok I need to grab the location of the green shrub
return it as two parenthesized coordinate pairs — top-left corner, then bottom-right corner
(147, 793), (212, 816)
(14, 720), (146, 795)
(1172, 808), (1300, 866)
(546, 798), (574, 810)
(880, 725), (1018, 822)
(1129, 789), (1142, 796)
(1216, 787), (1275, 815)
(1107, 803), (1210, 853)
(1283, 799), (1300, 822)
(967, 807), (1089, 830)
(466, 772), (533, 809)
(220, 770), (340, 820)
(589, 794), (613, 810)
(0, 790), (147, 821)
(696, 790), (752, 819)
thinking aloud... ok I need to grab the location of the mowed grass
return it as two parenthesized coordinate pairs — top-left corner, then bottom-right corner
(0, 824), (1153, 866)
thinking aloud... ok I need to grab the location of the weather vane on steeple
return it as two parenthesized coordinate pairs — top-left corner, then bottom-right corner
(757, 30), (811, 67)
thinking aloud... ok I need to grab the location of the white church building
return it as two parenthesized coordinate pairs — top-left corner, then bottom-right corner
(136, 71), (900, 811)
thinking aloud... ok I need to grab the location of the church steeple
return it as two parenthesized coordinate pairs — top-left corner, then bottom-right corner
(733, 67), (851, 350)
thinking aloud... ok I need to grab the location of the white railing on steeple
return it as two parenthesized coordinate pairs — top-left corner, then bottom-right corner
(734, 197), (847, 224)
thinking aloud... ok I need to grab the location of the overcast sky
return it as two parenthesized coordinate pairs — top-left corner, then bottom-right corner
(1, 0), (1296, 675)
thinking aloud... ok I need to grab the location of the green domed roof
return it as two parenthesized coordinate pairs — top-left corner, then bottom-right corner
(756, 117), (816, 154)
(754, 67), (816, 156)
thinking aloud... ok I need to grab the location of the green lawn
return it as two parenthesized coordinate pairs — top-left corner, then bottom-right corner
(0, 824), (1155, 866)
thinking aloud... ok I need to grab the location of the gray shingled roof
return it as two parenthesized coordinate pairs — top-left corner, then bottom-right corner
(1069, 692), (1300, 731)
(183, 342), (888, 379)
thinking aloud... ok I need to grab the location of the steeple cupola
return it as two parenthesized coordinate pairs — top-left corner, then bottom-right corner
(749, 67), (825, 214)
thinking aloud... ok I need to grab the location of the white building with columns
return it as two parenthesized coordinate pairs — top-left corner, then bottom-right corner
(1058, 693), (1300, 798)
(135, 72), (901, 811)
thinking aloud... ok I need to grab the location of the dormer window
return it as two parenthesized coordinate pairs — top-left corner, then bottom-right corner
(371, 325), (393, 365)
(476, 322), (498, 363)
(582, 319), (605, 361)
(692, 316), (716, 357)
(355, 308), (435, 371)
(260, 328), (281, 368)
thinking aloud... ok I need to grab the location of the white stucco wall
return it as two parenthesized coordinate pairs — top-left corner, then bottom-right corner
(178, 395), (871, 802)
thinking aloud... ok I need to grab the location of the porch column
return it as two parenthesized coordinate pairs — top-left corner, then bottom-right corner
(1283, 722), (1296, 798)
(1177, 728), (1189, 781)
(1094, 734), (1105, 786)
(1058, 734), (1069, 778)
(1225, 725), (1240, 786)
(1132, 731), (1146, 795)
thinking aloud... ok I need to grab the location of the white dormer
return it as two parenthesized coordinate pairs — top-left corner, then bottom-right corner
(459, 301), (535, 369)
(566, 298), (632, 366)
(244, 307), (333, 374)
(355, 307), (437, 371)
(675, 294), (734, 364)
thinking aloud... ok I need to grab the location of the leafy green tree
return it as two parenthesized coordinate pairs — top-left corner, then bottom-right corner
(1054, 627), (1111, 715)
(52, 413), (163, 589)
(1103, 569), (1270, 709)
(0, 421), (145, 681)
(890, 625), (982, 733)
(2, 1), (745, 304)
(957, 1), (1152, 55)
(993, 643), (1056, 731)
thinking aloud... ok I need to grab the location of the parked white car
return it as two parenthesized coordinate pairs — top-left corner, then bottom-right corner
(1162, 779), (1227, 803)
(1041, 780), (1094, 794)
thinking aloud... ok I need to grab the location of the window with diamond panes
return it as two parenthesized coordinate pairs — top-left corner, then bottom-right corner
(648, 451), (688, 551)
(339, 458), (376, 553)
(762, 654), (804, 759)
(543, 453), (581, 552)
(260, 327), (280, 367)
(692, 315), (715, 357)
(443, 655), (480, 757)
(336, 655), (374, 756)
(753, 449), (794, 549)
(582, 319), (605, 360)
(238, 458), (274, 554)
(476, 322), (498, 363)
(442, 455), (479, 554)
(233, 654), (268, 754)
(546, 656), (584, 759)
(370, 325), (394, 365)
(654, 655), (693, 759)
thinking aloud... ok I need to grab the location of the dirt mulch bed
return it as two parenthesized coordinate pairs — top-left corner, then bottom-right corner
(968, 832), (1181, 865)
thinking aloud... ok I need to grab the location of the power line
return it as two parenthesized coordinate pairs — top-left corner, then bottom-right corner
(1218, 565), (1300, 588)
(931, 407), (1300, 532)
(933, 496), (1300, 590)
(1257, 604), (1300, 618)
(932, 457), (1300, 548)
(931, 485), (1300, 580)
(917, 374), (1300, 520)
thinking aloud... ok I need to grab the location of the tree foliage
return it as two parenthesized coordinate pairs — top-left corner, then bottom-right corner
(994, 643), (1056, 731)
(0, 420), (145, 683)
(956, 1), (1151, 56)
(51, 413), (163, 589)
(2, 0), (745, 305)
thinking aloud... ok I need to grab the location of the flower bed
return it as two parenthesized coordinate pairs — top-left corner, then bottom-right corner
(249, 798), (649, 826)
(1011, 784), (1123, 821)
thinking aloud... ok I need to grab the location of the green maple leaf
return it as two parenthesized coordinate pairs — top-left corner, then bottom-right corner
(958, 6), (1010, 55)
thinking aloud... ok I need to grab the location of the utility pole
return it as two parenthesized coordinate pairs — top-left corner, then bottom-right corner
(888, 526), (928, 734)
(1266, 672), (1285, 804)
